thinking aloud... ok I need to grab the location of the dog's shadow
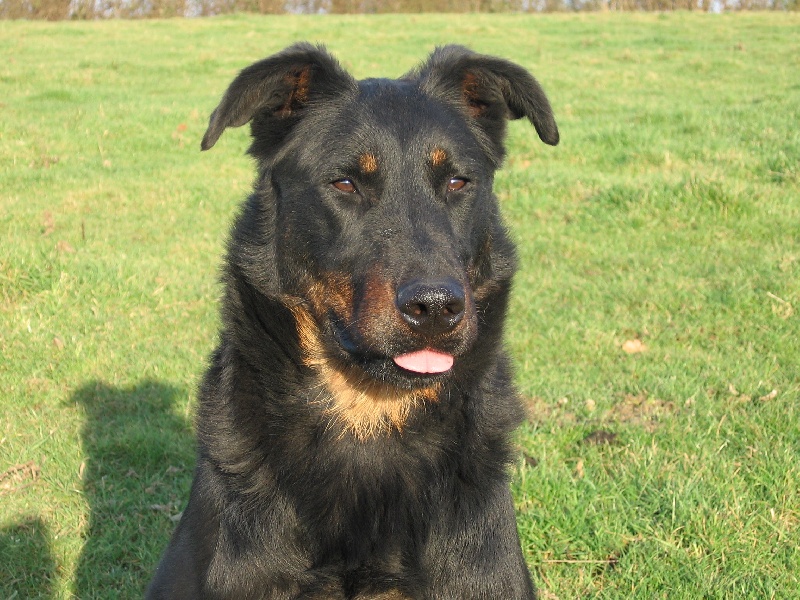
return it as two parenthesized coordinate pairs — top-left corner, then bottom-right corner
(71, 380), (195, 598)
(0, 517), (56, 599)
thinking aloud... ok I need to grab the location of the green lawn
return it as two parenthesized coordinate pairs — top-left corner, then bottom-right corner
(1, 12), (798, 599)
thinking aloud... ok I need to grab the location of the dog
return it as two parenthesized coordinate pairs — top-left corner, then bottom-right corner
(146, 43), (558, 600)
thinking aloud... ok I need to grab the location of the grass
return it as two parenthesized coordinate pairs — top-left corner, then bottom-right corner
(1, 12), (799, 599)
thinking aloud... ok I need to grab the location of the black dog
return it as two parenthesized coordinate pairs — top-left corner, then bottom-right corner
(146, 43), (558, 600)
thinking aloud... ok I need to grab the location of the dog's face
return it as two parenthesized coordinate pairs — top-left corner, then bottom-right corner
(203, 44), (558, 437)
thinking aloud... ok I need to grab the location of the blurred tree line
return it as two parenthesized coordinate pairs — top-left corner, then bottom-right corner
(1, 0), (797, 22)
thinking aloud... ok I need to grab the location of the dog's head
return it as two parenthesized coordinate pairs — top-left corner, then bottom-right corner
(203, 44), (558, 438)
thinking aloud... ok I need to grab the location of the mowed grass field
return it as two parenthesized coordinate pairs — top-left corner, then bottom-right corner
(1, 12), (799, 599)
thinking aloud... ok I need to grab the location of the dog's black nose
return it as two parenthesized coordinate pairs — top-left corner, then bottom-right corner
(396, 278), (466, 336)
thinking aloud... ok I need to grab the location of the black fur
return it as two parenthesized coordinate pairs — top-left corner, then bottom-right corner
(147, 43), (558, 600)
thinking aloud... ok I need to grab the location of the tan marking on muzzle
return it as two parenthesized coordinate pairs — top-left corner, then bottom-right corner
(357, 266), (405, 341)
(305, 272), (353, 319)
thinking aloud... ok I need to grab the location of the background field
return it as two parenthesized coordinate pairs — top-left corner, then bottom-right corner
(1, 12), (799, 599)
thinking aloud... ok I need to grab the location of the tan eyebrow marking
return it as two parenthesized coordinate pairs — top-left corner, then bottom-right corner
(359, 153), (379, 174)
(430, 147), (447, 167)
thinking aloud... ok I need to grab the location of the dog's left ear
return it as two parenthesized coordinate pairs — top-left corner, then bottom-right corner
(201, 43), (356, 152)
(411, 45), (559, 162)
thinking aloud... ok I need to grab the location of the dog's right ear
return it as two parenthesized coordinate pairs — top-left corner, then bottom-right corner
(201, 43), (356, 151)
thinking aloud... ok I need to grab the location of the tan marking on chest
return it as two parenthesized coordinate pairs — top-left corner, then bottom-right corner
(289, 304), (438, 440)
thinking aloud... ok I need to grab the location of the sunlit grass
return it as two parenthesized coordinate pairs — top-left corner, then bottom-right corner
(1, 12), (798, 599)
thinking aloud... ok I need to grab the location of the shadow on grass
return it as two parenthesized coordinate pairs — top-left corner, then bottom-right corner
(72, 380), (195, 599)
(0, 517), (55, 599)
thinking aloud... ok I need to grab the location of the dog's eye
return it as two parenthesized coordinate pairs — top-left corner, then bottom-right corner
(447, 178), (468, 192)
(332, 179), (357, 194)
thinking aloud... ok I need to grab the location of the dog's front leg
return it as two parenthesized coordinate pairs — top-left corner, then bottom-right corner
(422, 484), (537, 600)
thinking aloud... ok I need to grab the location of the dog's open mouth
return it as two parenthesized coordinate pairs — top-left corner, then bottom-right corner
(330, 318), (456, 384)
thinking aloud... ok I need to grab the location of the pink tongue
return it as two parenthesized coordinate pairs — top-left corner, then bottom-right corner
(393, 349), (454, 374)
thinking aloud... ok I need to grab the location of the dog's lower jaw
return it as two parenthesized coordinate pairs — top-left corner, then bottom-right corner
(289, 303), (440, 440)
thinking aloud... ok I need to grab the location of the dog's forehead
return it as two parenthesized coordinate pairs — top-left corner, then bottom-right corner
(353, 77), (451, 131)
(296, 77), (480, 172)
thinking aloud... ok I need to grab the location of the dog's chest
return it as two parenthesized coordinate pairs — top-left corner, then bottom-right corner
(285, 433), (450, 558)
